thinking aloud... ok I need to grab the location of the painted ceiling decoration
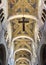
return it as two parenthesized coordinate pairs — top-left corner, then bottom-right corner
(8, 0), (38, 17)
(1, 0), (46, 65)
(11, 18), (36, 39)
(7, 0), (38, 65)
(14, 38), (32, 51)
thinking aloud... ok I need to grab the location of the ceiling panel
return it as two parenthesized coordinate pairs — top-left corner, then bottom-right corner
(8, 0), (38, 17)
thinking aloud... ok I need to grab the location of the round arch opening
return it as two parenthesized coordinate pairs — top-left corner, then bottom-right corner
(40, 44), (46, 65)
(0, 44), (6, 65)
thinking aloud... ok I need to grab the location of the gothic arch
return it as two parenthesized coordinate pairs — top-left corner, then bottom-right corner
(0, 44), (6, 65)
(40, 44), (46, 65)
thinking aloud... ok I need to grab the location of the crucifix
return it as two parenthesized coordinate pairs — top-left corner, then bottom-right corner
(19, 17), (29, 31)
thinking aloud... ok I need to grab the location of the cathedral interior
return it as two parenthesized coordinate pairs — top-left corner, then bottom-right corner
(0, 0), (46, 65)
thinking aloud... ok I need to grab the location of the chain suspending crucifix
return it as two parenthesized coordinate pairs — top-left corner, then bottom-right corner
(19, 17), (29, 31)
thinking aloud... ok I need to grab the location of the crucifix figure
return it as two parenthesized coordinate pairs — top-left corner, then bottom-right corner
(19, 17), (29, 31)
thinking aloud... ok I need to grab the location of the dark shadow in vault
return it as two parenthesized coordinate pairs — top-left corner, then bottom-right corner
(0, 44), (6, 65)
(40, 44), (46, 65)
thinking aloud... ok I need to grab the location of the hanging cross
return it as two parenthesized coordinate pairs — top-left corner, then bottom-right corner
(19, 17), (29, 31)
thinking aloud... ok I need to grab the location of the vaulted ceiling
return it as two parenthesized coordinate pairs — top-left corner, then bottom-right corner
(7, 0), (42, 65)
(0, 0), (46, 65)
(8, 0), (38, 17)
(8, 0), (38, 40)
